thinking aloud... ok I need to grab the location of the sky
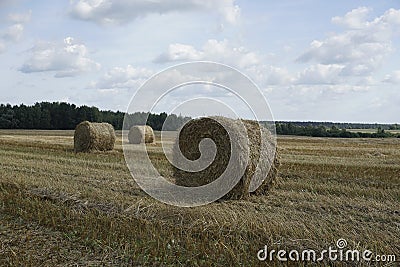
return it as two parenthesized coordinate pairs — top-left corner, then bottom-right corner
(0, 0), (399, 123)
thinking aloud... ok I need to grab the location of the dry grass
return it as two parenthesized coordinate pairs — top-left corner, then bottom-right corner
(0, 131), (399, 266)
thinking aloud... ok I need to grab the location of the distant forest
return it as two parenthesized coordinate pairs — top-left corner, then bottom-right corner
(272, 122), (400, 138)
(274, 121), (400, 130)
(0, 102), (190, 131)
(1, 102), (399, 138)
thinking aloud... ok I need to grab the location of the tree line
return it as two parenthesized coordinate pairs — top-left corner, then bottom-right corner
(274, 123), (400, 138)
(0, 102), (190, 131)
(1, 102), (398, 138)
(274, 121), (400, 130)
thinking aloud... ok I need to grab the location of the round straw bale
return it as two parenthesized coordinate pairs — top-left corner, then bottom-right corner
(74, 121), (116, 152)
(128, 125), (155, 144)
(173, 116), (279, 200)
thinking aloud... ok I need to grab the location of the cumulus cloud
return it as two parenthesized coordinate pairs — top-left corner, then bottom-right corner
(3, 23), (24, 42)
(295, 64), (345, 85)
(297, 7), (400, 76)
(331, 6), (371, 29)
(69, 0), (240, 25)
(154, 39), (302, 88)
(154, 39), (260, 69)
(264, 66), (293, 85)
(0, 11), (31, 53)
(154, 32), (386, 90)
(383, 70), (400, 84)
(19, 37), (100, 78)
(153, 43), (204, 63)
(91, 65), (153, 90)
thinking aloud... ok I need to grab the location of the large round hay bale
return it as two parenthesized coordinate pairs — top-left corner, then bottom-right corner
(74, 121), (116, 152)
(128, 125), (155, 144)
(173, 116), (279, 200)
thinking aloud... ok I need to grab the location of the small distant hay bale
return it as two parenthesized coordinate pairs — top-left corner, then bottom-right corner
(128, 125), (155, 144)
(74, 121), (116, 153)
(173, 116), (280, 200)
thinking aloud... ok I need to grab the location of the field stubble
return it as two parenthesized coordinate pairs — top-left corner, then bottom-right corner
(0, 130), (399, 266)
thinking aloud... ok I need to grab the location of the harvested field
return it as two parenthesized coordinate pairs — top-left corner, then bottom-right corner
(0, 130), (399, 265)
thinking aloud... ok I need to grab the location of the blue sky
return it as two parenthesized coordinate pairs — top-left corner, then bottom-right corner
(1, 0), (399, 123)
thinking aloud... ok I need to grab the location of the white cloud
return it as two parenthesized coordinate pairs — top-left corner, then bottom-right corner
(295, 64), (344, 85)
(265, 66), (292, 85)
(91, 65), (153, 89)
(154, 39), (260, 69)
(383, 70), (400, 84)
(3, 23), (24, 42)
(331, 6), (371, 29)
(154, 43), (204, 63)
(19, 37), (101, 78)
(69, 0), (240, 25)
(297, 7), (400, 76)
(155, 39), (357, 87)
(154, 35), (382, 89)
(155, 39), (362, 88)
(0, 11), (31, 53)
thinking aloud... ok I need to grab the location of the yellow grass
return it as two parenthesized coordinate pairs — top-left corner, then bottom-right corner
(0, 130), (399, 265)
